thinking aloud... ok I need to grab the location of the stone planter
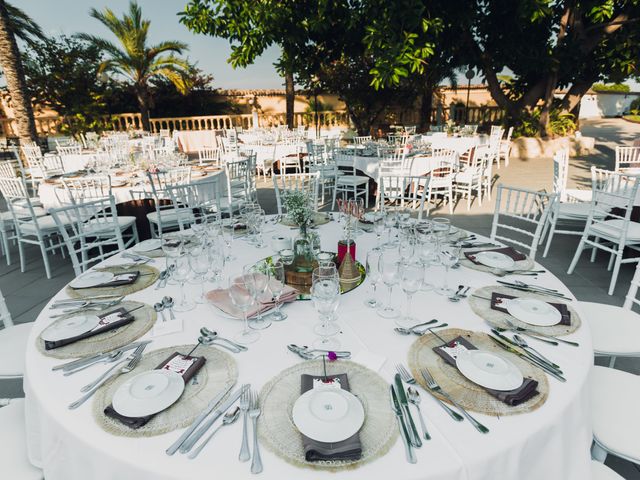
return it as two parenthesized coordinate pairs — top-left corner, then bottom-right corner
(509, 135), (596, 159)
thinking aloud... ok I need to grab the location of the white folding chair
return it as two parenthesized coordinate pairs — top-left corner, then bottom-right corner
(353, 135), (372, 145)
(332, 152), (370, 209)
(224, 157), (252, 206)
(273, 172), (320, 215)
(378, 174), (430, 219)
(197, 146), (222, 167)
(165, 176), (223, 231)
(0, 286), (32, 382)
(498, 126), (513, 168)
(426, 150), (457, 214)
(454, 146), (486, 210)
(49, 196), (126, 276)
(306, 140), (341, 204)
(567, 173), (640, 295)
(614, 145), (640, 173)
(490, 185), (555, 260)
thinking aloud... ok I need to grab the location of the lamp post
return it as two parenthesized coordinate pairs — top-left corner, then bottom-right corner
(465, 68), (474, 124)
(311, 75), (320, 138)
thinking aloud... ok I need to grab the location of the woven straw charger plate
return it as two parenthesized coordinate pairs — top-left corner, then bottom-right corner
(36, 301), (156, 359)
(64, 264), (160, 299)
(258, 360), (397, 470)
(408, 328), (549, 416)
(93, 344), (237, 437)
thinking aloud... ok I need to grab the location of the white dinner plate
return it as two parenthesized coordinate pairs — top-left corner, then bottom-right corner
(506, 298), (562, 326)
(40, 314), (101, 342)
(473, 251), (516, 269)
(112, 370), (185, 417)
(456, 349), (524, 391)
(69, 271), (114, 289)
(111, 179), (128, 187)
(133, 239), (162, 253)
(292, 386), (365, 442)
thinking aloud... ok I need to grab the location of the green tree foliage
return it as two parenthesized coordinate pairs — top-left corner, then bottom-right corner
(592, 83), (631, 92)
(79, 1), (195, 131)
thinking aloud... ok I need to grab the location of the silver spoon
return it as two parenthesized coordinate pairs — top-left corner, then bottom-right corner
(155, 270), (168, 290)
(187, 407), (241, 459)
(393, 319), (438, 335)
(407, 387), (430, 440)
(414, 322), (449, 335)
(154, 302), (167, 322)
(162, 296), (176, 320)
(448, 285), (465, 302)
(512, 334), (561, 369)
(200, 328), (248, 351)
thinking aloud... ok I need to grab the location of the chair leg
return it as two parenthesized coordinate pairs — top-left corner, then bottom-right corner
(567, 237), (587, 274)
(590, 237), (600, 262)
(542, 218), (557, 258)
(18, 240), (25, 273)
(0, 230), (9, 265)
(608, 356), (617, 368)
(331, 186), (337, 210)
(608, 251), (624, 295)
(365, 183), (369, 208)
(40, 242), (52, 279)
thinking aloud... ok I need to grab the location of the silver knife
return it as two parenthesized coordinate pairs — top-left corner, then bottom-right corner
(166, 382), (235, 455)
(394, 374), (421, 448)
(390, 385), (416, 463)
(52, 340), (152, 372)
(178, 384), (247, 454)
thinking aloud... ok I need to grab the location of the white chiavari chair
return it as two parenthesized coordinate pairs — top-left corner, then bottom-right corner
(332, 151), (370, 209)
(425, 149), (457, 214)
(57, 145), (82, 156)
(197, 146), (222, 167)
(49, 196), (126, 276)
(490, 185), (555, 260)
(352, 135), (372, 145)
(165, 176), (223, 231)
(273, 172), (320, 215)
(378, 173), (430, 218)
(498, 126), (513, 168)
(567, 172), (640, 295)
(454, 146), (485, 210)
(306, 140), (340, 204)
(141, 167), (192, 238)
(614, 145), (640, 173)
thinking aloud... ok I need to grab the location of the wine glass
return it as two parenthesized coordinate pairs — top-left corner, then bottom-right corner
(431, 217), (451, 246)
(161, 232), (183, 285)
(207, 241), (225, 287)
(398, 263), (423, 327)
(398, 236), (415, 264)
(172, 254), (196, 312)
(311, 268), (341, 348)
(377, 251), (401, 318)
(364, 249), (382, 308)
(417, 233), (437, 291)
(268, 261), (287, 321)
(372, 212), (385, 248)
(243, 262), (272, 330)
(436, 245), (460, 296)
(253, 208), (266, 248)
(228, 276), (259, 344)
(220, 217), (236, 261)
(189, 247), (211, 303)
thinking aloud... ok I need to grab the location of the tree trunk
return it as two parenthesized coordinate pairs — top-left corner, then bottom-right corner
(285, 70), (295, 128)
(538, 73), (559, 137)
(135, 85), (151, 131)
(560, 79), (594, 115)
(0, 0), (37, 142)
(419, 82), (434, 132)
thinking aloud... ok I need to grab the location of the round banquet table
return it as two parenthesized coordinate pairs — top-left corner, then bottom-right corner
(24, 218), (593, 480)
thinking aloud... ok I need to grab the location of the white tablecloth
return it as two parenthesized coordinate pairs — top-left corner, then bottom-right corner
(175, 131), (219, 154)
(339, 153), (455, 180)
(423, 135), (487, 154)
(24, 221), (593, 480)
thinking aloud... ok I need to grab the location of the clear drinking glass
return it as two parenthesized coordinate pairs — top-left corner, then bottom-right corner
(311, 270), (341, 349)
(161, 232), (183, 285)
(220, 217), (236, 261)
(228, 277), (259, 344)
(432, 217), (451, 247)
(377, 251), (401, 318)
(268, 261), (287, 321)
(188, 247), (211, 303)
(372, 212), (385, 248)
(172, 254), (196, 312)
(398, 263), (424, 327)
(207, 241), (225, 286)
(364, 249), (382, 308)
(243, 262), (272, 330)
(418, 233), (437, 291)
(398, 236), (415, 264)
(436, 245), (460, 296)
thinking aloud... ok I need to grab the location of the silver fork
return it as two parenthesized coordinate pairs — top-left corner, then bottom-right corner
(421, 367), (489, 434)
(249, 390), (263, 474)
(395, 364), (463, 422)
(238, 387), (251, 462)
(68, 346), (144, 410)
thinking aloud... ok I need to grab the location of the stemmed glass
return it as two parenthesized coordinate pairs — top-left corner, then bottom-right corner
(398, 236), (415, 264)
(268, 261), (287, 321)
(173, 254), (196, 311)
(207, 240), (225, 287)
(383, 210), (398, 248)
(398, 263), (423, 327)
(417, 233), (437, 291)
(228, 276), (259, 344)
(377, 251), (401, 318)
(436, 245), (461, 296)
(372, 212), (385, 248)
(243, 262), (272, 330)
(161, 232), (183, 285)
(220, 217), (236, 261)
(188, 246), (211, 303)
(253, 208), (266, 248)
(432, 217), (451, 246)
(364, 249), (382, 308)
(311, 267), (341, 349)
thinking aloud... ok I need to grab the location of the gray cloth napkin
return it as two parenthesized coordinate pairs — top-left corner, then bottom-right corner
(299, 374), (362, 462)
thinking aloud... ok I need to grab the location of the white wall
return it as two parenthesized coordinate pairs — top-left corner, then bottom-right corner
(578, 92), (640, 118)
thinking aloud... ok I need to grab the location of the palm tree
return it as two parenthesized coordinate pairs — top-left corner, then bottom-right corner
(79, 1), (193, 131)
(0, 1), (45, 142)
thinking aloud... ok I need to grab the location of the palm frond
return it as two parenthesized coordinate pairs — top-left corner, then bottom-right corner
(6, 1), (45, 48)
(151, 66), (193, 95)
(147, 40), (189, 59)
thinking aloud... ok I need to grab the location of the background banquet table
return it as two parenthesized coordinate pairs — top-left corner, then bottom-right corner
(24, 219), (592, 480)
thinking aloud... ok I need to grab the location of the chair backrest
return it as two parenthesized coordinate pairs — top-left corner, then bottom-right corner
(552, 149), (570, 201)
(378, 174), (430, 218)
(61, 175), (112, 204)
(57, 145), (82, 156)
(165, 176), (223, 230)
(0, 159), (18, 178)
(225, 157), (253, 202)
(0, 177), (50, 240)
(49, 196), (125, 276)
(148, 167), (192, 195)
(198, 146), (221, 166)
(490, 185), (556, 260)
(272, 172), (320, 215)
(353, 136), (372, 145)
(614, 146), (640, 172)
(623, 261), (640, 310)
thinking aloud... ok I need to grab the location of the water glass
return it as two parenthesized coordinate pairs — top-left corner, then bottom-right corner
(189, 247), (211, 303)
(364, 249), (382, 308)
(268, 261), (288, 321)
(228, 277), (259, 345)
(436, 245), (460, 296)
(172, 254), (195, 312)
(243, 262), (272, 330)
(398, 263), (423, 327)
(311, 271), (341, 348)
(377, 251), (401, 318)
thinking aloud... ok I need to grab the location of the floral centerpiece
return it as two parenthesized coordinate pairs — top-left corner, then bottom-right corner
(282, 190), (314, 231)
(281, 190), (319, 279)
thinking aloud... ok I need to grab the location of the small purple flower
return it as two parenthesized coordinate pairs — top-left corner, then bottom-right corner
(327, 351), (338, 362)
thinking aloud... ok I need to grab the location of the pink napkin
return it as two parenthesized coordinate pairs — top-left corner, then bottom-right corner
(205, 278), (298, 318)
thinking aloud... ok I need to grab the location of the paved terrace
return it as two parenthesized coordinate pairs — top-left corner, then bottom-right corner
(1, 118), (639, 477)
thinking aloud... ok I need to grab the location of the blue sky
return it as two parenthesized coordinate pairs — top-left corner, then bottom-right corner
(19, 0), (285, 89)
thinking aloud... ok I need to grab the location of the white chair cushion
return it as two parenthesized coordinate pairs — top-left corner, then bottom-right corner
(146, 209), (194, 225)
(20, 215), (69, 234)
(0, 399), (43, 480)
(591, 219), (640, 241)
(336, 175), (369, 186)
(85, 216), (136, 234)
(580, 301), (640, 355)
(557, 202), (595, 219)
(0, 323), (31, 377)
(565, 189), (593, 203)
(591, 460), (624, 480)
(591, 365), (640, 462)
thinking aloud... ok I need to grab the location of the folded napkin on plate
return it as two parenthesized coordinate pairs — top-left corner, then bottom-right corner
(205, 278), (298, 318)
(44, 307), (135, 350)
(433, 335), (539, 406)
(70, 271), (140, 290)
(299, 374), (362, 462)
(490, 292), (570, 326)
(464, 246), (526, 265)
(104, 352), (205, 429)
